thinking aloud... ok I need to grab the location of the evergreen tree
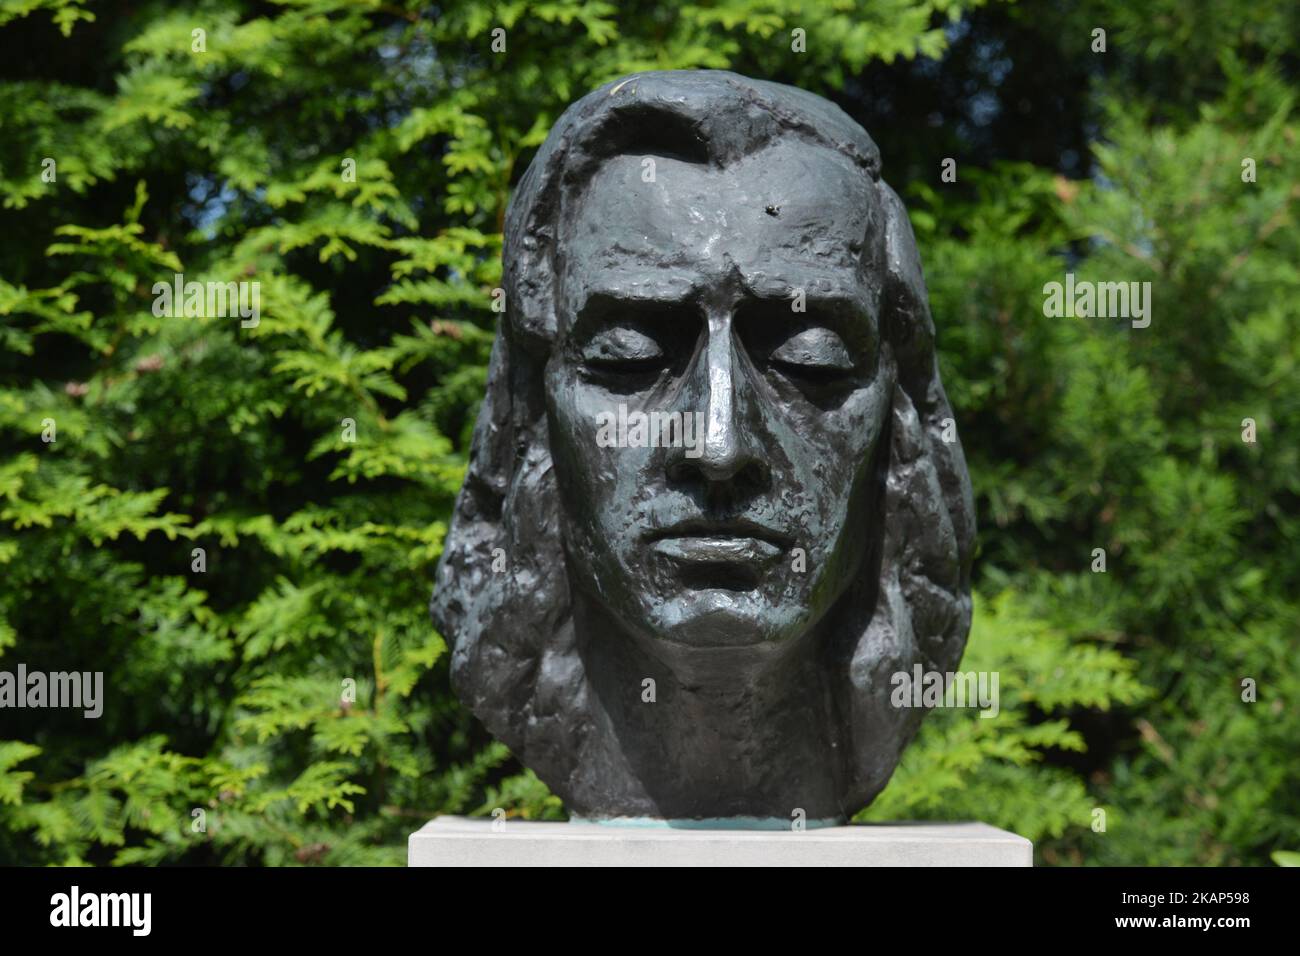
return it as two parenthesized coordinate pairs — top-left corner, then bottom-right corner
(0, 0), (1294, 865)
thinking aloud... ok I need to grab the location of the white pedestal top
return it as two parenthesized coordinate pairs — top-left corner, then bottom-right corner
(409, 816), (1033, 867)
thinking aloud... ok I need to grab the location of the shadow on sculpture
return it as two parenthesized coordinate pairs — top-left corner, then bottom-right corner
(432, 69), (975, 825)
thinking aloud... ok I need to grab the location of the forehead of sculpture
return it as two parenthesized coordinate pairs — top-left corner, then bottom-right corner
(558, 141), (878, 314)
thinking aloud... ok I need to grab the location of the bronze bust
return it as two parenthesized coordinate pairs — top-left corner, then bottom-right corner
(432, 70), (974, 825)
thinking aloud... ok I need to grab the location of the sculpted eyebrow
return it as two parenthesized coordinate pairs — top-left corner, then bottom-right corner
(573, 290), (697, 333)
(736, 292), (876, 351)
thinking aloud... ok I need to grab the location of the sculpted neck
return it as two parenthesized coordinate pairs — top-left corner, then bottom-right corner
(569, 592), (848, 824)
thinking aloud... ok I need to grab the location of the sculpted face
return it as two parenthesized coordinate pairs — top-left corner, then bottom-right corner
(545, 141), (892, 658)
(433, 70), (974, 822)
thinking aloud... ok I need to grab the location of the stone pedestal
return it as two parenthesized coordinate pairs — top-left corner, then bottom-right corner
(409, 817), (1032, 866)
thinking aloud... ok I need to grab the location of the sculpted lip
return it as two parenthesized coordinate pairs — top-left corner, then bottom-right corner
(646, 519), (791, 563)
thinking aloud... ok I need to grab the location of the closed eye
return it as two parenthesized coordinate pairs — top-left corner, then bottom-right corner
(579, 326), (671, 387)
(586, 354), (667, 374)
(769, 358), (851, 385)
(767, 327), (856, 383)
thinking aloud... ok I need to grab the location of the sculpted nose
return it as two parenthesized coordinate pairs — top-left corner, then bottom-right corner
(671, 316), (766, 485)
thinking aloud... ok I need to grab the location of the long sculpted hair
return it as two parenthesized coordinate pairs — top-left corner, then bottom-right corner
(432, 70), (975, 816)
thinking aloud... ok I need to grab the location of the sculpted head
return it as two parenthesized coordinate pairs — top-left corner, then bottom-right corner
(432, 70), (975, 824)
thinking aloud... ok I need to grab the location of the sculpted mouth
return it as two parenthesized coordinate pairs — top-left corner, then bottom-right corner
(646, 519), (792, 566)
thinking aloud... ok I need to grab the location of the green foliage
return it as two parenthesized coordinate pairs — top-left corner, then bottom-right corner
(1, 0), (1295, 865)
(889, 10), (1300, 863)
(859, 591), (1147, 844)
